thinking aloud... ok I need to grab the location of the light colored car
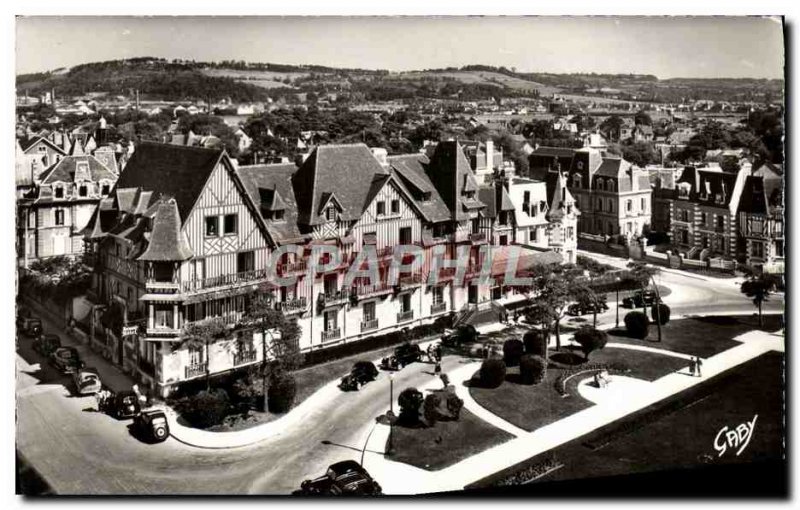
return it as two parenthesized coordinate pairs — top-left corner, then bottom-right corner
(72, 367), (102, 395)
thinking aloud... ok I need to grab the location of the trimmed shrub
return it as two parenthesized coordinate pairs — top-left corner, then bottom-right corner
(624, 311), (650, 339)
(445, 391), (464, 420)
(651, 303), (671, 325)
(503, 339), (525, 367)
(519, 354), (547, 385)
(479, 358), (507, 389)
(423, 393), (441, 425)
(176, 388), (230, 429)
(267, 374), (297, 414)
(398, 387), (424, 425)
(523, 329), (548, 357)
(573, 327), (609, 360)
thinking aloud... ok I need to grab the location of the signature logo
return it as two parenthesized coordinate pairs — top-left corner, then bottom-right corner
(714, 415), (758, 457)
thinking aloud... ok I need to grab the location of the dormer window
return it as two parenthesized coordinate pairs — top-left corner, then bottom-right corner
(326, 205), (336, 221)
(54, 186), (64, 199)
(607, 180), (615, 192)
(464, 191), (475, 200)
(101, 183), (110, 195)
(79, 184), (88, 197)
(420, 192), (431, 202)
(572, 174), (582, 188)
(273, 210), (285, 221)
(596, 178), (604, 190)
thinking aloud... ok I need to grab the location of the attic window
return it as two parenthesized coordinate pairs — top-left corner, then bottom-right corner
(464, 191), (475, 200)
(326, 206), (336, 221)
(79, 185), (88, 197)
(420, 192), (431, 202)
(101, 183), (110, 195)
(54, 186), (64, 199)
(273, 210), (285, 221)
(375, 201), (385, 217)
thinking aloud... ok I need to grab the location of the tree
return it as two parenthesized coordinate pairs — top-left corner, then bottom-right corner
(533, 263), (584, 350)
(181, 317), (228, 390)
(627, 261), (662, 341)
(599, 115), (624, 142)
(740, 274), (776, 328)
(573, 327), (608, 360)
(519, 354), (547, 385)
(398, 387), (424, 425)
(243, 290), (302, 412)
(624, 311), (650, 339)
(634, 110), (652, 126)
(620, 141), (657, 167)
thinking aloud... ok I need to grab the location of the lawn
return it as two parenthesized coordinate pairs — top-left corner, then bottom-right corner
(608, 315), (782, 358)
(388, 408), (514, 471)
(472, 351), (785, 491)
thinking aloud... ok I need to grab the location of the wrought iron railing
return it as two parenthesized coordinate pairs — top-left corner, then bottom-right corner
(275, 297), (308, 314)
(182, 268), (270, 293)
(431, 302), (447, 314)
(321, 328), (341, 342)
(234, 350), (257, 366)
(397, 310), (414, 323)
(361, 318), (379, 332)
(185, 363), (207, 379)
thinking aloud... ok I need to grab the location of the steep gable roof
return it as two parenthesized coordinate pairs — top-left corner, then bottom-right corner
(114, 141), (224, 222)
(38, 155), (117, 185)
(21, 136), (67, 156)
(238, 163), (305, 244)
(388, 154), (451, 223)
(137, 198), (194, 261)
(425, 140), (483, 221)
(291, 143), (390, 226)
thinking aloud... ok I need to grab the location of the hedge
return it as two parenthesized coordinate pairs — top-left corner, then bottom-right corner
(624, 311), (650, 339)
(479, 358), (507, 389)
(267, 373), (297, 413)
(519, 354), (547, 385)
(503, 339), (525, 367)
(573, 327), (608, 360)
(651, 303), (671, 325)
(174, 388), (230, 429)
(398, 387), (424, 425)
(523, 330), (548, 357)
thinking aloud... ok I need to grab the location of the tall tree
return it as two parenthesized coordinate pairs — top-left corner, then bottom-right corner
(243, 290), (303, 412)
(627, 261), (662, 341)
(532, 264), (584, 350)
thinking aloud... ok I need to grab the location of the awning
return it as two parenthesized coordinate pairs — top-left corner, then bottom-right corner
(139, 293), (184, 302)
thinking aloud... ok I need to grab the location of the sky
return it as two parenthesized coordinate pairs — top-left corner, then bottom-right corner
(15, 16), (784, 79)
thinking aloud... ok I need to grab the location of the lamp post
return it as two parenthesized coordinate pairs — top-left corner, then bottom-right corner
(387, 372), (394, 456)
(615, 276), (621, 329)
(650, 273), (663, 342)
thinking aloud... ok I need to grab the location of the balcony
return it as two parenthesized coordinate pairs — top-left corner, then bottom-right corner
(361, 318), (379, 332)
(396, 273), (424, 288)
(182, 268), (270, 293)
(321, 328), (341, 342)
(470, 232), (488, 244)
(318, 289), (349, 308)
(184, 311), (245, 329)
(146, 326), (182, 338)
(431, 302), (447, 315)
(233, 350), (257, 366)
(352, 281), (393, 300)
(276, 260), (308, 277)
(397, 310), (414, 323)
(145, 280), (180, 293)
(275, 297), (308, 315)
(185, 363), (207, 379)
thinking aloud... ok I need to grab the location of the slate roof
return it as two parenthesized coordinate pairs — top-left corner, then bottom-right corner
(677, 166), (739, 206)
(138, 198), (194, 261)
(238, 163), (306, 244)
(114, 141), (224, 222)
(20, 136), (66, 155)
(425, 141), (483, 221)
(478, 183), (515, 219)
(38, 155), (117, 185)
(292, 144), (390, 226)
(388, 154), (451, 223)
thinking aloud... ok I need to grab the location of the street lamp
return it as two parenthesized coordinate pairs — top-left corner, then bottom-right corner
(387, 372), (394, 456)
(615, 276), (621, 329)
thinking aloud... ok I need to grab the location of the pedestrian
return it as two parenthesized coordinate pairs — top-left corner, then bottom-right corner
(688, 357), (696, 376)
(695, 357), (703, 377)
(435, 343), (442, 362)
(434, 361), (442, 377)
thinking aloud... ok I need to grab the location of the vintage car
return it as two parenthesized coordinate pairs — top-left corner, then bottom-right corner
(32, 334), (62, 357)
(106, 391), (142, 419)
(299, 460), (382, 495)
(132, 410), (170, 443)
(622, 290), (661, 309)
(566, 300), (609, 316)
(20, 317), (43, 338)
(339, 361), (379, 391)
(72, 367), (102, 395)
(50, 346), (83, 374)
(440, 324), (478, 347)
(379, 342), (422, 370)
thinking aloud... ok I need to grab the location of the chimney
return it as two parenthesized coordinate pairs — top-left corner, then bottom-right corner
(485, 140), (494, 171)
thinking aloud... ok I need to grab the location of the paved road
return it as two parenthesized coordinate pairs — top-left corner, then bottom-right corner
(16, 259), (783, 495)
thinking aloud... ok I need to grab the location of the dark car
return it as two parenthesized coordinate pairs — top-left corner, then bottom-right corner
(132, 409), (170, 443)
(33, 334), (62, 357)
(20, 317), (43, 338)
(567, 300), (609, 316)
(50, 346), (83, 374)
(622, 290), (661, 309)
(380, 343), (422, 370)
(299, 460), (382, 495)
(441, 324), (478, 347)
(339, 361), (379, 391)
(107, 391), (142, 419)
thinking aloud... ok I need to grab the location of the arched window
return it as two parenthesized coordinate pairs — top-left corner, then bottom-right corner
(572, 174), (582, 189)
(607, 180), (615, 192)
(596, 178), (604, 190)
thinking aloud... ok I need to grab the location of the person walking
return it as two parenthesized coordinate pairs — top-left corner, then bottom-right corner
(434, 360), (442, 377)
(435, 343), (442, 362)
(688, 357), (697, 377)
(695, 357), (703, 377)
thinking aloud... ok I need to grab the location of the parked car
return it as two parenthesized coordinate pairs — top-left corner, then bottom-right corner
(72, 367), (102, 395)
(339, 361), (379, 391)
(132, 409), (170, 443)
(106, 391), (142, 419)
(299, 460), (382, 495)
(20, 317), (43, 337)
(50, 346), (83, 374)
(32, 334), (62, 357)
(440, 324), (478, 347)
(380, 343), (422, 370)
(567, 300), (609, 316)
(622, 290), (661, 309)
